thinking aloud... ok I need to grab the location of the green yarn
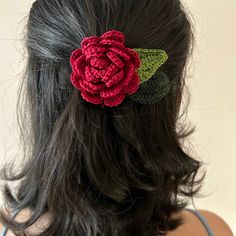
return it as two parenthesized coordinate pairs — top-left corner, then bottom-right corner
(133, 48), (168, 84)
(128, 71), (171, 104)
(127, 48), (170, 104)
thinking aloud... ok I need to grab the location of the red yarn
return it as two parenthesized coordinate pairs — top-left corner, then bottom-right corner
(70, 30), (141, 107)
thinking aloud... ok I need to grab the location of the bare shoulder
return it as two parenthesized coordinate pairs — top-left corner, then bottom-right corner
(1, 208), (234, 236)
(0, 207), (52, 236)
(198, 209), (234, 236)
(167, 208), (234, 236)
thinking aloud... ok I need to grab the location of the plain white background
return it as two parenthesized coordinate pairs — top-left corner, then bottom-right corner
(0, 0), (235, 234)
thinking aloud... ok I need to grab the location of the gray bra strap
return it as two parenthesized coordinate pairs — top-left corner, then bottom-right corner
(0, 209), (20, 236)
(185, 208), (215, 236)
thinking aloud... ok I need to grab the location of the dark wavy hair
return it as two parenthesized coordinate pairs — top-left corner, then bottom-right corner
(0, 0), (206, 235)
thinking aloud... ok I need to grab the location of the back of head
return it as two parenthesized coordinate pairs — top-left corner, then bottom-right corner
(0, 0), (205, 235)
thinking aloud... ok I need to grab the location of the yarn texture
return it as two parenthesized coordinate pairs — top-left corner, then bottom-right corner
(133, 48), (168, 84)
(70, 30), (141, 107)
(69, 29), (170, 107)
(128, 71), (171, 104)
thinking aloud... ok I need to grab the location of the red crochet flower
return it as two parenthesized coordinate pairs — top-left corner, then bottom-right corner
(70, 30), (141, 107)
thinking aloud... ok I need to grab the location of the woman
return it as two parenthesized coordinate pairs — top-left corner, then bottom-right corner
(0, 0), (233, 235)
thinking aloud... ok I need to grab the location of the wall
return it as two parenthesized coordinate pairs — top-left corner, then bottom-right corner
(0, 0), (235, 233)
(182, 0), (236, 232)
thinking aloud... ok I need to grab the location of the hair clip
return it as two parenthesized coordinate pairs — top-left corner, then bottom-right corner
(70, 29), (170, 107)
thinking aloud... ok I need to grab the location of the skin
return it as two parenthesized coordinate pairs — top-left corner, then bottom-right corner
(167, 209), (234, 236)
(0, 208), (234, 236)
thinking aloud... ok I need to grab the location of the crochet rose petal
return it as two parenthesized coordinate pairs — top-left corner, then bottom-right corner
(83, 46), (107, 60)
(70, 72), (82, 91)
(100, 39), (124, 48)
(100, 30), (125, 48)
(123, 72), (140, 95)
(103, 91), (126, 107)
(100, 30), (125, 44)
(106, 51), (125, 69)
(90, 67), (107, 79)
(122, 64), (135, 87)
(109, 47), (131, 61)
(100, 85), (123, 99)
(73, 54), (86, 77)
(125, 48), (141, 68)
(106, 70), (125, 88)
(81, 90), (103, 105)
(101, 64), (119, 83)
(79, 79), (99, 94)
(70, 49), (82, 66)
(85, 66), (100, 83)
(90, 56), (110, 69)
(81, 36), (100, 52)
(82, 79), (105, 92)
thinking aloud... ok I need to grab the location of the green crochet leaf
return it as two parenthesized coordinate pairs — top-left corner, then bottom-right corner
(133, 48), (168, 84)
(128, 71), (171, 104)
